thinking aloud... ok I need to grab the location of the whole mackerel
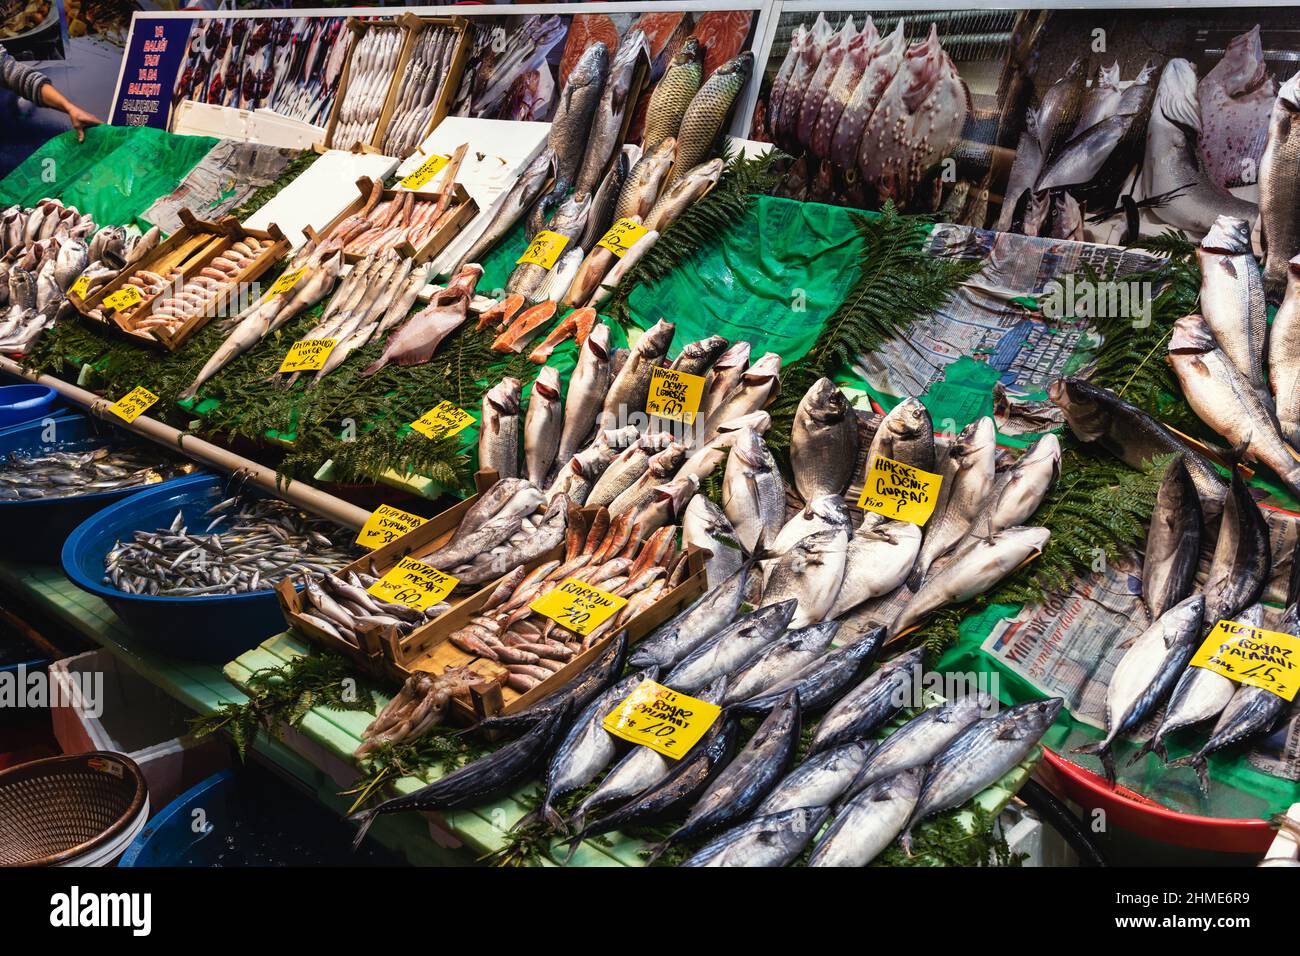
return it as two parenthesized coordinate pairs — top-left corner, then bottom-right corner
(665, 599), (797, 693)
(808, 647), (925, 755)
(629, 562), (750, 669)
(1141, 455), (1204, 620)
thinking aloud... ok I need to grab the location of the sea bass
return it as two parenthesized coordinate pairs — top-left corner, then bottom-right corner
(524, 366), (563, 485)
(479, 377), (522, 479)
(1197, 216), (1268, 394)
(528, 43), (608, 235)
(555, 322), (611, 463)
(574, 31), (649, 196)
(598, 318), (674, 430)
(1260, 71), (1300, 299)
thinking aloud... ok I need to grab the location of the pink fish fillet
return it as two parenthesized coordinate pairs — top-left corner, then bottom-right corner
(810, 16), (877, 159)
(796, 16), (856, 151)
(1197, 24), (1277, 190)
(829, 21), (905, 170)
(776, 13), (832, 149)
(857, 24), (970, 207)
(360, 264), (483, 376)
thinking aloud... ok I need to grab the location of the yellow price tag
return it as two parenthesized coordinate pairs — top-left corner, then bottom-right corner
(410, 401), (475, 441)
(356, 504), (427, 550)
(1190, 619), (1300, 701)
(103, 285), (144, 313)
(603, 679), (722, 759)
(646, 366), (706, 425)
(400, 153), (449, 190)
(597, 217), (650, 258)
(366, 556), (458, 611)
(108, 386), (159, 424)
(857, 454), (943, 526)
(516, 230), (568, 271)
(278, 337), (338, 373)
(268, 266), (309, 298)
(70, 275), (91, 298)
(530, 577), (627, 636)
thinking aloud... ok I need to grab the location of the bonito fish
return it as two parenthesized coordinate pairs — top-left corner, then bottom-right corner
(1141, 455), (1203, 621)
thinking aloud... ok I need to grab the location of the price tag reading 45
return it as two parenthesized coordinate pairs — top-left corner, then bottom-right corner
(409, 401), (475, 441)
(367, 556), (458, 611)
(356, 504), (426, 550)
(1190, 619), (1300, 701)
(646, 366), (705, 425)
(515, 230), (568, 271)
(857, 454), (943, 526)
(278, 337), (337, 373)
(530, 578), (626, 636)
(603, 679), (722, 759)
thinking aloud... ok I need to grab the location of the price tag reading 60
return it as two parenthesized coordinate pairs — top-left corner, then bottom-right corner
(530, 578), (626, 636)
(603, 679), (722, 759)
(366, 556), (458, 611)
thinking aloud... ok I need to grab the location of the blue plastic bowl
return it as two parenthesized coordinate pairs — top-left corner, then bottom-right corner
(62, 473), (299, 663)
(0, 384), (59, 429)
(0, 414), (201, 563)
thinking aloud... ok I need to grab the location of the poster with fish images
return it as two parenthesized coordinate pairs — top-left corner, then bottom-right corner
(754, 6), (1300, 247)
(449, 7), (759, 136)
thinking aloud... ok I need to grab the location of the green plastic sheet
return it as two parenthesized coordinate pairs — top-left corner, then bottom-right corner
(0, 126), (218, 229)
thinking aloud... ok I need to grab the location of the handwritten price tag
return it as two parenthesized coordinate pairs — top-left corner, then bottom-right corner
(1190, 619), (1300, 701)
(530, 578), (627, 637)
(516, 230), (568, 271)
(366, 556), (458, 611)
(267, 266), (309, 297)
(603, 679), (721, 759)
(108, 386), (159, 424)
(356, 504), (427, 550)
(400, 153), (449, 190)
(103, 286), (144, 313)
(410, 401), (475, 441)
(597, 217), (649, 258)
(70, 275), (91, 298)
(278, 337), (337, 373)
(646, 366), (706, 425)
(857, 454), (943, 526)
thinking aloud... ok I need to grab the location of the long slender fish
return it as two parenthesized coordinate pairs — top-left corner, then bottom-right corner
(643, 37), (703, 151)
(1141, 455), (1203, 621)
(808, 767), (924, 867)
(1260, 72), (1300, 299)
(1269, 255), (1300, 446)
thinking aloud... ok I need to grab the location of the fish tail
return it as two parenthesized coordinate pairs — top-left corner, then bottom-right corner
(540, 800), (568, 834)
(1127, 735), (1166, 767)
(1167, 752), (1210, 794)
(560, 831), (586, 865)
(1070, 740), (1116, 784)
(349, 807), (379, 851)
(358, 357), (385, 378)
(898, 825), (915, 857)
(642, 838), (672, 865)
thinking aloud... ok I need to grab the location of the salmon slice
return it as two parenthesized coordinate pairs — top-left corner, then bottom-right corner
(491, 299), (557, 353)
(476, 292), (525, 332)
(527, 306), (598, 363)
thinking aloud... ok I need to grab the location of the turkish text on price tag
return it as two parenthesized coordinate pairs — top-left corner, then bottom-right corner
(278, 337), (337, 373)
(530, 578), (626, 637)
(603, 679), (722, 759)
(268, 266), (309, 297)
(356, 504), (427, 550)
(108, 386), (159, 424)
(70, 274), (91, 298)
(366, 556), (458, 611)
(857, 454), (943, 526)
(1189, 619), (1300, 701)
(516, 230), (568, 270)
(597, 217), (649, 258)
(400, 153), (448, 190)
(103, 285), (144, 313)
(646, 365), (706, 425)
(410, 401), (475, 441)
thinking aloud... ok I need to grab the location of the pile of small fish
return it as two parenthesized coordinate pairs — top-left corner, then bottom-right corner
(103, 495), (357, 597)
(443, 509), (690, 693)
(321, 180), (463, 259)
(0, 444), (193, 502)
(767, 15), (969, 209)
(0, 200), (130, 354)
(296, 566), (449, 646)
(332, 25), (404, 149)
(458, 32), (752, 311)
(380, 23), (464, 158)
(108, 236), (269, 340)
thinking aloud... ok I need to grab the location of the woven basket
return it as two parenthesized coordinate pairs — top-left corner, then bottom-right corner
(0, 752), (148, 867)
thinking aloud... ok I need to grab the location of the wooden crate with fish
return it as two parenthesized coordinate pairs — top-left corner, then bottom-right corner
(68, 210), (290, 352)
(304, 175), (478, 266)
(371, 13), (474, 160)
(321, 18), (413, 153)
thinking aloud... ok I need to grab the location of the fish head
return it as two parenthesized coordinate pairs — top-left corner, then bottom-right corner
(585, 320), (612, 360)
(950, 416), (996, 466)
(1009, 697), (1064, 736)
(1097, 61), (1120, 90)
(533, 365), (562, 400)
(752, 598), (799, 632)
(801, 377), (852, 425)
(885, 396), (931, 441)
(637, 318), (676, 358)
(719, 50), (755, 84)
(1201, 215), (1252, 255)
(1168, 314), (1217, 356)
(651, 474), (698, 518)
(1021, 432), (1062, 475)
(649, 441), (688, 476)
(803, 493), (850, 527)
(710, 339), (751, 375)
(487, 377), (523, 414)
(1153, 58), (1202, 132)
(1047, 377), (1113, 443)
(732, 427), (775, 471)
(569, 42), (610, 91)
(742, 351), (782, 390)
(674, 36), (704, 68)
(990, 526), (1051, 566)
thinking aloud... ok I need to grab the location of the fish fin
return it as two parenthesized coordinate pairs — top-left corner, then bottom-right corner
(898, 825), (915, 856)
(642, 836), (673, 865)
(1127, 735), (1165, 767)
(349, 807), (379, 851)
(904, 566), (925, 592)
(540, 800), (568, 834)
(1166, 752), (1210, 793)
(560, 831), (586, 864)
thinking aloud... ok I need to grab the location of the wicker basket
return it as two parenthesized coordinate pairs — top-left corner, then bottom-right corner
(0, 751), (149, 867)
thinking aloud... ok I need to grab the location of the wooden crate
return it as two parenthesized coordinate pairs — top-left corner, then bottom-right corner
(305, 176), (477, 265)
(67, 209), (288, 351)
(321, 18), (412, 153)
(373, 13), (474, 160)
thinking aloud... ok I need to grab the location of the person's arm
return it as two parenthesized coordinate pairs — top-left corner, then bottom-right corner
(0, 45), (102, 142)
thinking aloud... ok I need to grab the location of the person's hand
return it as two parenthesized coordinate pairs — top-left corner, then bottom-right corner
(65, 104), (102, 143)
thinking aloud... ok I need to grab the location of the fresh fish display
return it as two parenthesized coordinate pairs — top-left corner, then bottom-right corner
(829, 21), (906, 172)
(722, 621), (840, 705)
(1141, 456), (1203, 621)
(458, 15), (567, 120)
(1195, 216), (1268, 395)
(614, 137), (677, 223)
(511, 193), (593, 301)
(524, 366), (564, 486)
(1072, 595), (1205, 782)
(681, 806), (827, 868)
(643, 37), (703, 151)
(664, 599), (797, 694)
(598, 318), (675, 431)
(574, 31), (649, 196)
(865, 397), (935, 474)
(1269, 254), (1300, 446)
(528, 43), (608, 233)
(381, 24), (464, 158)
(584, 227), (660, 310)
(103, 495), (357, 597)
(770, 494), (851, 557)
(1260, 72), (1300, 299)
(759, 528), (849, 629)
(722, 427), (786, 555)
(1200, 470), (1271, 637)
(1073, 62), (1122, 139)
(0, 443), (193, 501)
(795, 16), (857, 151)
(579, 146), (637, 253)
(729, 626), (884, 717)
(807, 647), (924, 756)
(479, 377), (522, 480)
(790, 377), (859, 501)
(901, 698), (1062, 850)
(810, 17), (876, 160)
(332, 26), (404, 149)
(644, 158), (724, 234)
(826, 514), (921, 619)
(665, 51), (753, 188)
(773, 15), (831, 149)
(681, 495), (746, 586)
(968, 433), (1060, 539)
(302, 568), (450, 655)
(756, 740), (875, 815)
(361, 263), (481, 377)
(807, 767), (923, 867)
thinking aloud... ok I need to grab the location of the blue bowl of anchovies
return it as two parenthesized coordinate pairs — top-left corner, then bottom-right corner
(61, 473), (314, 663)
(0, 414), (199, 563)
